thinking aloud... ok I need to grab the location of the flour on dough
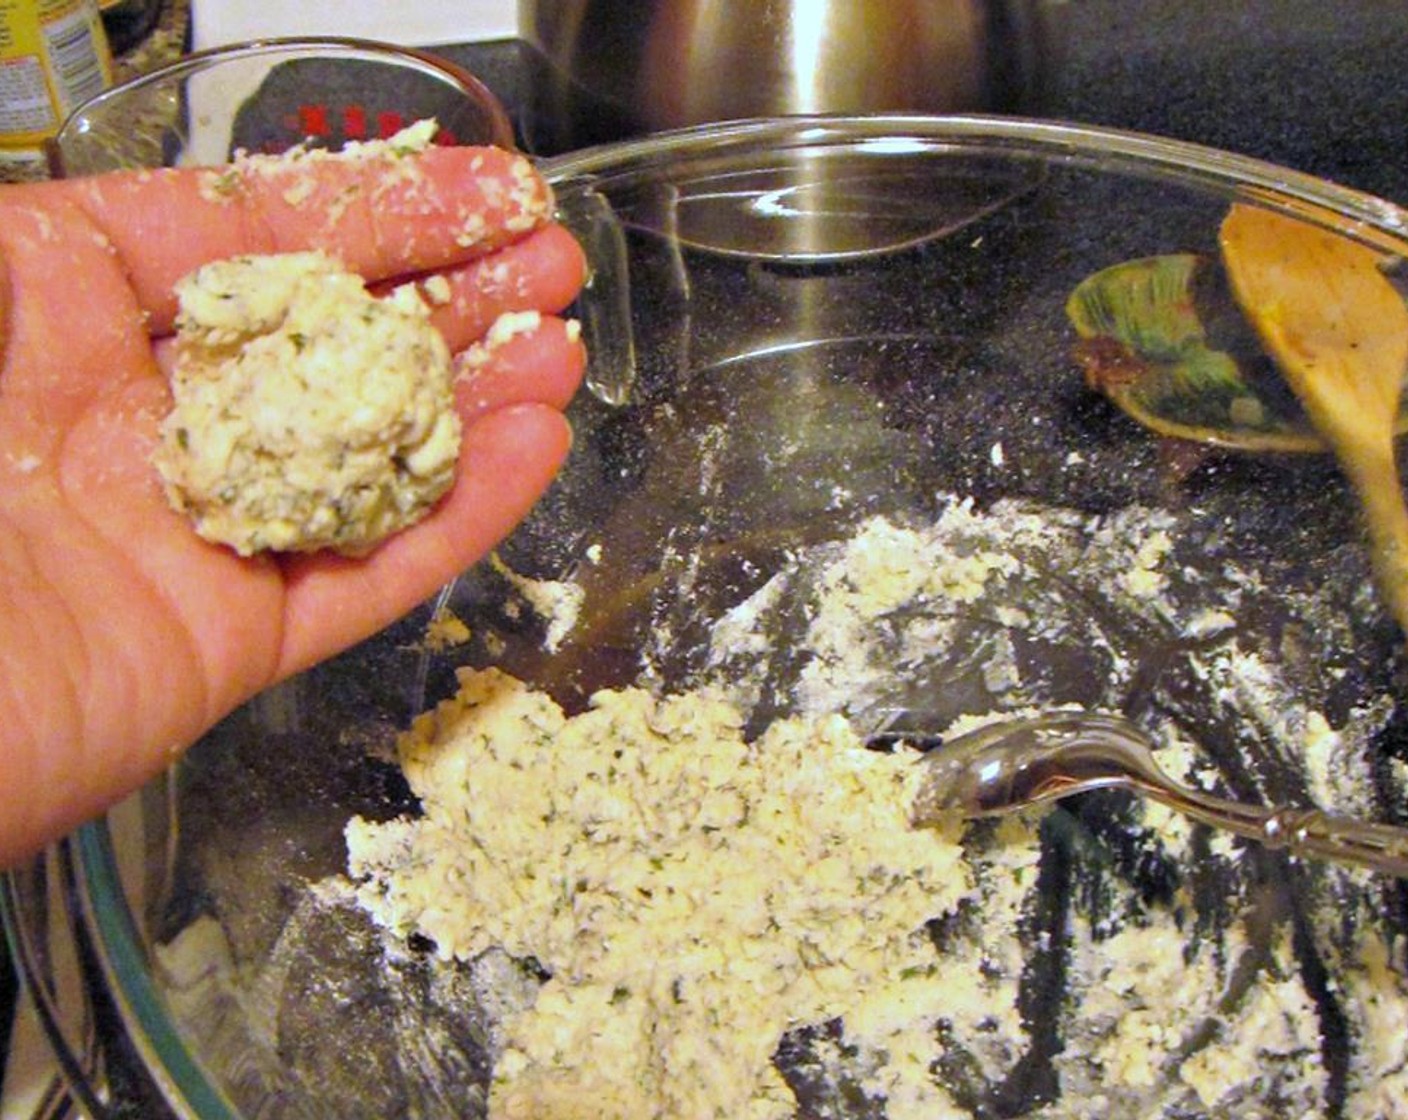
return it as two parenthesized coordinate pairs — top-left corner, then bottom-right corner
(155, 250), (460, 555)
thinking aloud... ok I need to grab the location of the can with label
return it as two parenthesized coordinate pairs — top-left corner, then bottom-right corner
(0, 0), (113, 157)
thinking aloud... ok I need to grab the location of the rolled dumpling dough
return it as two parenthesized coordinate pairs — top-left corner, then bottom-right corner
(154, 250), (460, 556)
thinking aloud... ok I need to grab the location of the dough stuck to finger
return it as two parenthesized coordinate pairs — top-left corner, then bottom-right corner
(154, 250), (461, 556)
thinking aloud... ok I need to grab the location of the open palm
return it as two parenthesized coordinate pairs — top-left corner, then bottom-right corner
(0, 144), (586, 865)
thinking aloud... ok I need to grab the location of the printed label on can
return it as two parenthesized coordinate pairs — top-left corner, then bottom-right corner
(0, 0), (111, 149)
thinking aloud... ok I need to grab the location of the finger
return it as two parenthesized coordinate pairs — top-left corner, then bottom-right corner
(384, 222), (587, 352)
(27, 142), (554, 335)
(456, 314), (586, 423)
(148, 271), (587, 395)
(0, 220), (11, 357)
(276, 403), (572, 677)
(0, 198), (156, 423)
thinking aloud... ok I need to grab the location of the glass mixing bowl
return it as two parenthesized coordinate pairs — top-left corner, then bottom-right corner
(46, 36), (515, 176)
(6, 115), (1408, 1119)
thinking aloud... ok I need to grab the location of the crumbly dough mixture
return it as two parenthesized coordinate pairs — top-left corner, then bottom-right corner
(155, 250), (459, 555)
(348, 670), (974, 1119)
(346, 504), (1408, 1118)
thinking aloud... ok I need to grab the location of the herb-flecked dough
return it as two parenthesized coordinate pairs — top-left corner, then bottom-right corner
(154, 251), (460, 556)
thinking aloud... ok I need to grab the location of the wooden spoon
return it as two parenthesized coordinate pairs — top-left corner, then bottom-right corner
(1220, 203), (1408, 634)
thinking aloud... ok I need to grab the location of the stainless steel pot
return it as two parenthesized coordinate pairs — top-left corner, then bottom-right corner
(519, 0), (1050, 151)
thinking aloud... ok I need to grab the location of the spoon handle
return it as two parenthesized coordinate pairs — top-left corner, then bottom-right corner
(1147, 782), (1408, 878)
(1271, 807), (1408, 878)
(1342, 440), (1408, 640)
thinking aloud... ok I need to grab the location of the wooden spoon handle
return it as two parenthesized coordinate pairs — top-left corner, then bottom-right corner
(1340, 441), (1408, 636)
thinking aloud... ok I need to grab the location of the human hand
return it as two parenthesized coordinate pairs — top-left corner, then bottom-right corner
(0, 142), (587, 866)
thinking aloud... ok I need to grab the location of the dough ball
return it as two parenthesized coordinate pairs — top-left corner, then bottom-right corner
(155, 251), (461, 556)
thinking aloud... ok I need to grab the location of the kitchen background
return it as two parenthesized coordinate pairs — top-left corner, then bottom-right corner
(4, 0), (1408, 1114)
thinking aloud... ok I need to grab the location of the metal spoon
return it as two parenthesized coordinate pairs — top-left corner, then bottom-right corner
(910, 710), (1408, 878)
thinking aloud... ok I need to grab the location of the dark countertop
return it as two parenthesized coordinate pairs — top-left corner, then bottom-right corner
(1039, 0), (1408, 205)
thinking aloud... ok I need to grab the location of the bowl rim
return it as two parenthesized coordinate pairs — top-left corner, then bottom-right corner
(47, 34), (518, 177)
(539, 112), (1408, 255)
